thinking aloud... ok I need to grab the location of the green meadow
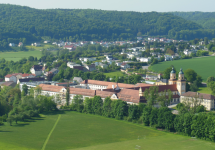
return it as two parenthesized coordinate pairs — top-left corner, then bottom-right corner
(104, 71), (125, 77)
(1, 111), (215, 150)
(150, 56), (215, 81)
(0, 50), (42, 61)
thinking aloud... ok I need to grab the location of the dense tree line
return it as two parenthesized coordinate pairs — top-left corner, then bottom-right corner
(0, 85), (57, 125)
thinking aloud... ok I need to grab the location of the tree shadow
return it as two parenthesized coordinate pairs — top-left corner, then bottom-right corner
(13, 123), (30, 127)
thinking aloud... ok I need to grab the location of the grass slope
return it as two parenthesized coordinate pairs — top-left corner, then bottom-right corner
(1, 111), (215, 150)
(150, 56), (215, 81)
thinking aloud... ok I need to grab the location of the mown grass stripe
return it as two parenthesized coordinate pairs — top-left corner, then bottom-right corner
(41, 115), (61, 150)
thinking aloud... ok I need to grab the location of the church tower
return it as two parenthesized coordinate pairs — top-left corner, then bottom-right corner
(177, 68), (186, 95)
(168, 67), (177, 85)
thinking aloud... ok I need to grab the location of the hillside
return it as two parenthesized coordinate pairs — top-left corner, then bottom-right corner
(0, 4), (201, 44)
(171, 12), (215, 29)
(150, 56), (215, 82)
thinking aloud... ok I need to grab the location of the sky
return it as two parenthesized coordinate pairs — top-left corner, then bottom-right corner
(0, 0), (214, 12)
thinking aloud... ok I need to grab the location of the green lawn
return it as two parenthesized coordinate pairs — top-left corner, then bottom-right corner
(198, 86), (212, 94)
(104, 71), (125, 77)
(150, 56), (215, 81)
(1, 111), (215, 150)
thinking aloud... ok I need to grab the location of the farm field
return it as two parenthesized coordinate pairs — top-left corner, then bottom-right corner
(104, 71), (125, 77)
(1, 111), (215, 150)
(150, 56), (215, 81)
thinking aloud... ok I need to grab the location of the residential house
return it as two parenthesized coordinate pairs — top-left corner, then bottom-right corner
(84, 64), (96, 72)
(9, 43), (15, 47)
(127, 54), (135, 59)
(116, 62), (122, 66)
(120, 63), (130, 70)
(99, 63), (108, 68)
(139, 57), (151, 63)
(5, 73), (22, 83)
(183, 49), (197, 56)
(1, 82), (16, 88)
(106, 55), (113, 61)
(18, 42), (23, 47)
(30, 65), (43, 76)
(67, 62), (81, 69)
(5, 73), (36, 83)
(45, 68), (59, 76)
(73, 77), (83, 83)
(64, 45), (76, 51)
(44, 41), (50, 43)
(164, 55), (173, 61)
(31, 43), (41, 47)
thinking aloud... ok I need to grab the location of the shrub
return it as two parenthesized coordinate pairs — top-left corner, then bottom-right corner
(127, 117), (132, 122)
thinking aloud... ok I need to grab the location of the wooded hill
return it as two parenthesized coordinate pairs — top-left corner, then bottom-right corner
(1, 4), (215, 49)
(0, 4), (201, 42)
(172, 12), (215, 29)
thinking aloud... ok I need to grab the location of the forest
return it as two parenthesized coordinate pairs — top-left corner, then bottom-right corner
(0, 3), (205, 49)
(172, 12), (215, 29)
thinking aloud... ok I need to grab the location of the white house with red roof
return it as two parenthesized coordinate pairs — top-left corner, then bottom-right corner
(5, 73), (36, 83)
(5, 74), (18, 83)
(18, 42), (23, 47)
(120, 63), (130, 70)
(64, 45), (76, 51)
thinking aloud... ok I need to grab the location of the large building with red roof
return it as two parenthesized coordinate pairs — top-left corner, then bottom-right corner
(37, 68), (187, 106)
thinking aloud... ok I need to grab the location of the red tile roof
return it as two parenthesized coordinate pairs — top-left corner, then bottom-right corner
(69, 87), (95, 97)
(5, 73), (22, 78)
(22, 74), (35, 77)
(39, 84), (66, 92)
(182, 92), (215, 100)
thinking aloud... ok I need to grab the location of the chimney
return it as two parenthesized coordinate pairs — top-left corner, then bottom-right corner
(112, 85), (115, 89)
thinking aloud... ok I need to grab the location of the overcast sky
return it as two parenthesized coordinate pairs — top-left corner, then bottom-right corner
(0, 0), (214, 12)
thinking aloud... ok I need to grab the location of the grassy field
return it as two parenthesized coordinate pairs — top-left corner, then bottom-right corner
(104, 71), (125, 77)
(1, 111), (215, 150)
(198, 86), (212, 94)
(150, 56), (215, 81)
(0, 50), (43, 61)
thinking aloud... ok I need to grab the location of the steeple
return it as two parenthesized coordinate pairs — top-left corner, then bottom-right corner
(177, 68), (186, 95)
(169, 67), (177, 85)
(171, 67), (176, 74)
(178, 68), (185, 80)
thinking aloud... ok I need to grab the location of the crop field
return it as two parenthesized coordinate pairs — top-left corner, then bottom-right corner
(1, 111), (215, 150)
(150, 56), (215, 81)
